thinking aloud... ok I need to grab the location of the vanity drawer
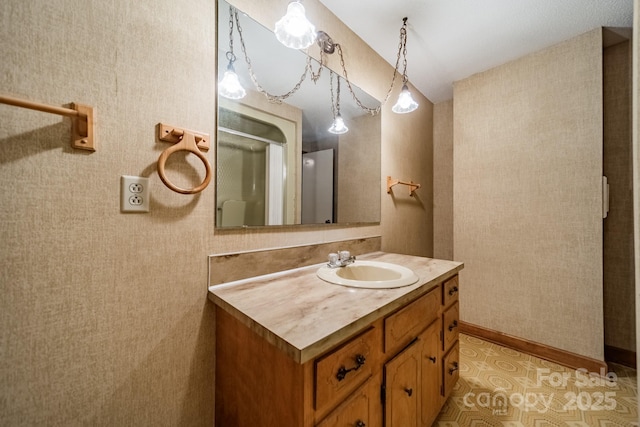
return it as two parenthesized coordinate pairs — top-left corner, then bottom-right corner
(442, 275), (459, 307)
(315, 327), (378, 414)
(442, 302), (459, 353)
(384, 288), (439, 356)
(316, 378), (375, 427)
(443, 342), (459, 399)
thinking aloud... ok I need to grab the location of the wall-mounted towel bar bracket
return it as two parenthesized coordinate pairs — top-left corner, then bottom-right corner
(158, 123), (209, 151)
(0, 94), (96, 151)
(157, 123), (212, 195)
(387, 176), (421, 196)
(71, 103), (95, 151)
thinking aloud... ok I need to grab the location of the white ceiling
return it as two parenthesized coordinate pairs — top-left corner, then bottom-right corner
(318, 0), (634, 103)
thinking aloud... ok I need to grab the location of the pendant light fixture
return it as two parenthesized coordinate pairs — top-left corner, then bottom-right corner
(274, 1), (317, 50)
(220, 5), (421, 124)
(219, 6), (246, 100)
(391, 18), (418, 114)
(392, 84), (419, 114)
(328, 114), (348, 134)
(328, 72), (348, 134)
(219, 53), (246, 100)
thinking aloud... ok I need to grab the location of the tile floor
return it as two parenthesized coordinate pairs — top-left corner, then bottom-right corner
(433, 334), (638, 426)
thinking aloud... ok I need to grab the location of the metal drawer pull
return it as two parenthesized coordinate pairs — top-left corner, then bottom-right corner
(449, 362), (459, 375)
(428, 356), (436, 363)
(404, 387), (413, 397)
(355, 421), (366, 427)
(448, 320), (458, 331)
(448, 286), (459, 296)
(336, 354), (366, 381)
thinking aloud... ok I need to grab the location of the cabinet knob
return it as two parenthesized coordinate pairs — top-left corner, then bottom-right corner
(428, 356), (437, 363)
(336, 354), (366, 381)
(355, 421), (366, 427)
(449, 361), (459, 375)
(448, 320), (458, 331)
(448, 286), (458, 296)
(404, 387), (413, 397)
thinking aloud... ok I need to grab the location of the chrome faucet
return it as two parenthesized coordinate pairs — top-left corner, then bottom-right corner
(327, 250), (356, 268)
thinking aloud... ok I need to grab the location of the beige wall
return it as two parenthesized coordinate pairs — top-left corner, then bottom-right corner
(454, 29), (605, 360)
(0, 0), (434, 424)
(381, 98), (434, 256)
(337, 113), (381, 223)
(433, 100), (454, 260)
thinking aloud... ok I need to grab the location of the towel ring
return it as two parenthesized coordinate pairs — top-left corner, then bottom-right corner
(157, 130), (212, 194)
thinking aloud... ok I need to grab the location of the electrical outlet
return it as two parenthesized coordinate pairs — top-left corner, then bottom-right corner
(121, 175), (150, 212)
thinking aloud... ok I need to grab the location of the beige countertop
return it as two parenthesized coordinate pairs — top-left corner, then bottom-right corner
(208, 251), (463, 364)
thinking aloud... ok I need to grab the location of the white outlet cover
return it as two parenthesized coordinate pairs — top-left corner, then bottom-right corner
(121, 175), (150, 213)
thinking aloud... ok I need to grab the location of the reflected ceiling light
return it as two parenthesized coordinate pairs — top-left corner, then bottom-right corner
(328, 72), (349, 135)
(391, 18), (418, 114)
(223, 6), (419, 119)
(219, 7), (246, 100)
(328, 114), (348, 135)
(219, 53), (246, 100)
(274, 1), (317, 50)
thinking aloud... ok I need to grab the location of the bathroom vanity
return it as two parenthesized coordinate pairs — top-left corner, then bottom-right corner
(208, 252), (463, 426)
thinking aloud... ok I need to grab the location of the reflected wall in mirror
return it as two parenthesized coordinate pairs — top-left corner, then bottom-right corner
(216, 0), (381, 228)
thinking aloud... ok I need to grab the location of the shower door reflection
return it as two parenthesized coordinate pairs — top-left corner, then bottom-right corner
(216, 108), (289, 227)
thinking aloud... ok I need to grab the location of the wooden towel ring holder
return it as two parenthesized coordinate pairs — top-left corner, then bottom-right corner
(157, 124), (212, 195)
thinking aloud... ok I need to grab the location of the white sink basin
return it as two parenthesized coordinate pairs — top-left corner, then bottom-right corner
(316, 260), (420, 289)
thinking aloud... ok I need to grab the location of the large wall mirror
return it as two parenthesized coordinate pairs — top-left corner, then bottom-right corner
(216, 0), (381, 228)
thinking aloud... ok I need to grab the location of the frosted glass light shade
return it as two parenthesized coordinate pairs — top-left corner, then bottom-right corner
(219, 67), (246, 100)
(274, 2), (317, 49)
(328, 115), (348, 134)
(392, 84), (419, 114)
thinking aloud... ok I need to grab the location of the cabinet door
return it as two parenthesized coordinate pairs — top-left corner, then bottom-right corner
(419, 320), (441, 427)
(317, 378), (376, 427)
(384, 340), (420, 427)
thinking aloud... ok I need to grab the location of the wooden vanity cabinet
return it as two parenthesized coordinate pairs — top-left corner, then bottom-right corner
(383, 318), (442, 427)
(384, 338), (421, 426)
(442, 274), (459, 307)
(314, 327), (380, 417)
(442, 302), (459, 353)
(443, 342), (460, 399)
(419, 319), (442, 426)
(382, 276), (460, 427)
(440, 275), (460, 402)
(214, 274), (460, 427)
(316, 377), (380, 427)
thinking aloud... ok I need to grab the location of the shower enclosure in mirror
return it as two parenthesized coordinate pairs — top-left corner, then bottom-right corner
(216, 0), (382, 228)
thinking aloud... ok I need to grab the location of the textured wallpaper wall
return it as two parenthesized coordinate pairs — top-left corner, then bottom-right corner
(337, 113), (381, 224)
(453, 29), (605, 360)
(380, 99), (434, 256)
(433, 100), (454, 260)
(1, 0), (219, 424)
(0, 0), (434, 425)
